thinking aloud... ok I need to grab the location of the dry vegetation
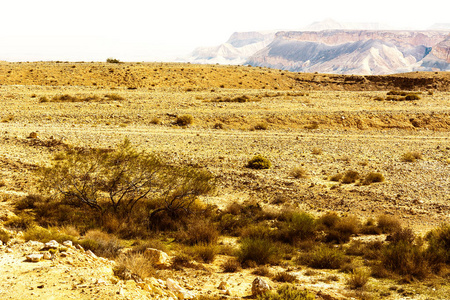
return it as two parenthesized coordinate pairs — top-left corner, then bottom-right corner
(1, 62), (450, 300)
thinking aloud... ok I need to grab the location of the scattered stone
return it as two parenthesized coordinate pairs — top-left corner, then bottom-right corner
(26, 253), (44, 262)
(43, 252), (52, 260)
(144, 248), (170, 267)
(60, 252), (68, 258)
(28, 132), (38, 139)
(75, 244), (85, 251)
(6, 248), (13, 253)
(166, 278), (195, 299)
(63, 240), (73, 247)
(251, 277), (271, 296)
(86, 250), (97, 258)
(44, 240), (59, 250)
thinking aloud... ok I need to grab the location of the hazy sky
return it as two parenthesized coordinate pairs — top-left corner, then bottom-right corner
(0, 0), (448, 62)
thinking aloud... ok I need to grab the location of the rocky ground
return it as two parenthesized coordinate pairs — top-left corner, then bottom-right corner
(0, 62), (449, 299)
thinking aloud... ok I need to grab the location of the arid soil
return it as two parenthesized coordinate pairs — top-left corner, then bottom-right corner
(0, 62), (449, 299)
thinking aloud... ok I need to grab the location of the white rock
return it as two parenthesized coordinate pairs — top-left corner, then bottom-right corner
(44, 240), (59, 249)
(26, 253), (44, 262)
(251, 277), (271, 296)
(75, 244), (84, 251)
(144, 248), (170, 267)
(62, 240), (73, 247)
(6, 248), (13, 253)
(43, 252), (52, 260)
(86, 250), (97, 258)
(166, 278), (195, 299)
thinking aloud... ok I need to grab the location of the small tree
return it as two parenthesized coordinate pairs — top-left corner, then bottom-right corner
(38, 139), (215, 222)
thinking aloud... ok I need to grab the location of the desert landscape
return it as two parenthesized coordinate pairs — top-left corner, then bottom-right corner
(0, 61), (449, 300)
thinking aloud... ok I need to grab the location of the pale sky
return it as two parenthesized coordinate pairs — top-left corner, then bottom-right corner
(0, 0), (448, 62)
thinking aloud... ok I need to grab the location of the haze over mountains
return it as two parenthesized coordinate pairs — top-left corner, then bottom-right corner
(184, 19), (450, 75)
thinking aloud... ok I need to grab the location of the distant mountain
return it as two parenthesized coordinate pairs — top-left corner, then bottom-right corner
(183, 20), (450, 74)
(246, 30), (450, 75)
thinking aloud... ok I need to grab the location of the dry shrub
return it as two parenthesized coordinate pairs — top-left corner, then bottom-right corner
(341, 170), (360, 184)
(329, 173), (343, 182)
(114, 252), (155, 280)
(311, 148), (322, 155)
(290, 166), (307, 179)
(401, 152), (422, 162)
(4, 212), (36, 230)
(246, 155), (271, 169)
(257, 284), (315, 300)
(425, 223), (450, 269)
(222, 258), (241, 272)
(175, 114), (193, 126)
(252, 265), (272, 277)
(273, 271), (298, 283)
(275, 211), (316, 244)
(253, 122), (268, 130)
(323, 215), (360, 244)
(0, 228), (11, 244)
(79, 230), (123, 258)
(298, 245), (347, 269)
(23, 226), (77, 244)
(238, 237), (278, 266)
(179, 219), (218, 245)
(376, 215), (401, 234)
(130, 239), (168, 254)
(347, 268), (370, 289)
(362, 172), (384, 185)
(190, 244), (217, 263)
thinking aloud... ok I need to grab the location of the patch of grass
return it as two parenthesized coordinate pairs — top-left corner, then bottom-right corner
(114, 252), (155, 280)
(257, 284), (315, 300)
(377, 215), (401, 234)
(79, 230), (123, 258)
(275, 211), (316, 244)
(190, 243), (217, 263)
(341, 170), (360, 184)
(4, 212), (36, 230)
(246, 155), (271, 169)
(23, 226), (77, 243)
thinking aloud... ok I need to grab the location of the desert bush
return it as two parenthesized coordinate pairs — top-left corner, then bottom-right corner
(150, 117), (161, 125)
(4, 212), (36, 230)
(0, 228), (10, 244)
(175, 114), (193, 126)
(106, 58), (121, 63)
(79, 230), (123, 258)
(362, 172), (384, 185)
(130, 238), (168, 254)
(252, 265), (272, 277)
(104, 94), (125, 101)
(217, 213), (249, 236)
(289, 166), (307, 179)
(401, 151), (422, 162)
(190, 243), (217, 263)
(425, 223), (450, 268)
(37, 139), (215, 226)
(376, 215), (401, 234)
(14, 194), (42, 210)
(273, 271), (298, 283)
(347, 268), (370, 290)
(318, 212), (340, 229)
(325, 216), (360, 244)
(387, 227), (415, 244)
(222, 258), (241, 272)
(405, 94), (421, 100)
(275, 211), (316, 244)
(253, 122), (268, 130)
(238, 237), (278, 266)
(23, 226), (77, 244)
(341, 170), (360, 184)
(298, 245), (346, 269)
(114, 252), (155, 280)
(257, 284), (315, 300)
(246, 155), (271, 169)
(240, 223), (272, 240)
(179, 220), (218, 246)
(311, 148), (322, 155)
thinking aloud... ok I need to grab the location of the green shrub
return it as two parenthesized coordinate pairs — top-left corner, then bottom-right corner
(23, 226), (77, 244)
(257, 284), (315, 300)
(4, 212), (36, 230)
(275, 211), (316, 244)
(246, 155), (271, 169)
(362, 172), (384, 185)
(425, 223), (450, 268)
(298, 245), (346, 269)
(179, 220), (218, 245)
(175, 114), (193, 126)
(381, 241), (429, 279)
(238, 237), (278, 266)
(190, 244), (217, 263)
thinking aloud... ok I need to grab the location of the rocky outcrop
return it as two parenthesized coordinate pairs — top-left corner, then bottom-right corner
(431, 34), (450, 62)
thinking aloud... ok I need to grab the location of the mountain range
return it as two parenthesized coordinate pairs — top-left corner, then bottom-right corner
(184, 20), (450, 75)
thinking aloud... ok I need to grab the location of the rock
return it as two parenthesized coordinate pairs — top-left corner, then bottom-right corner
(63, 240), (73, 247)
(75, 244), (84, 251)
(217, 281), (227, 290)
(86, 250), (97, 258)
(28, 132), (38, 139)
(6, 248), (13, 253)
(26, 253), (44, 262)
(43, 252), (52, 260)
(144, 248), (170, 267)
(44, 240), (59, 250)
(166, 278), (195, 299)
(251, 277), (271, 296)
(60, 252), (68, 257)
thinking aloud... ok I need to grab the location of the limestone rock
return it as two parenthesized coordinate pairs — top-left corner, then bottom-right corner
(6, 247), (13, 253)
(86, 250), (97, 258)
(251, 277), (271, 296)
(144, 248), (170, 267)
(26, 253), (44, 262)
(217, 281), (227, 290)
(62, 240), (73, 247)
(166, 278), (195, 299)
(44, 240), (59, 250)
(43, 252), (52, 260)
(75, 244), (85, 252)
